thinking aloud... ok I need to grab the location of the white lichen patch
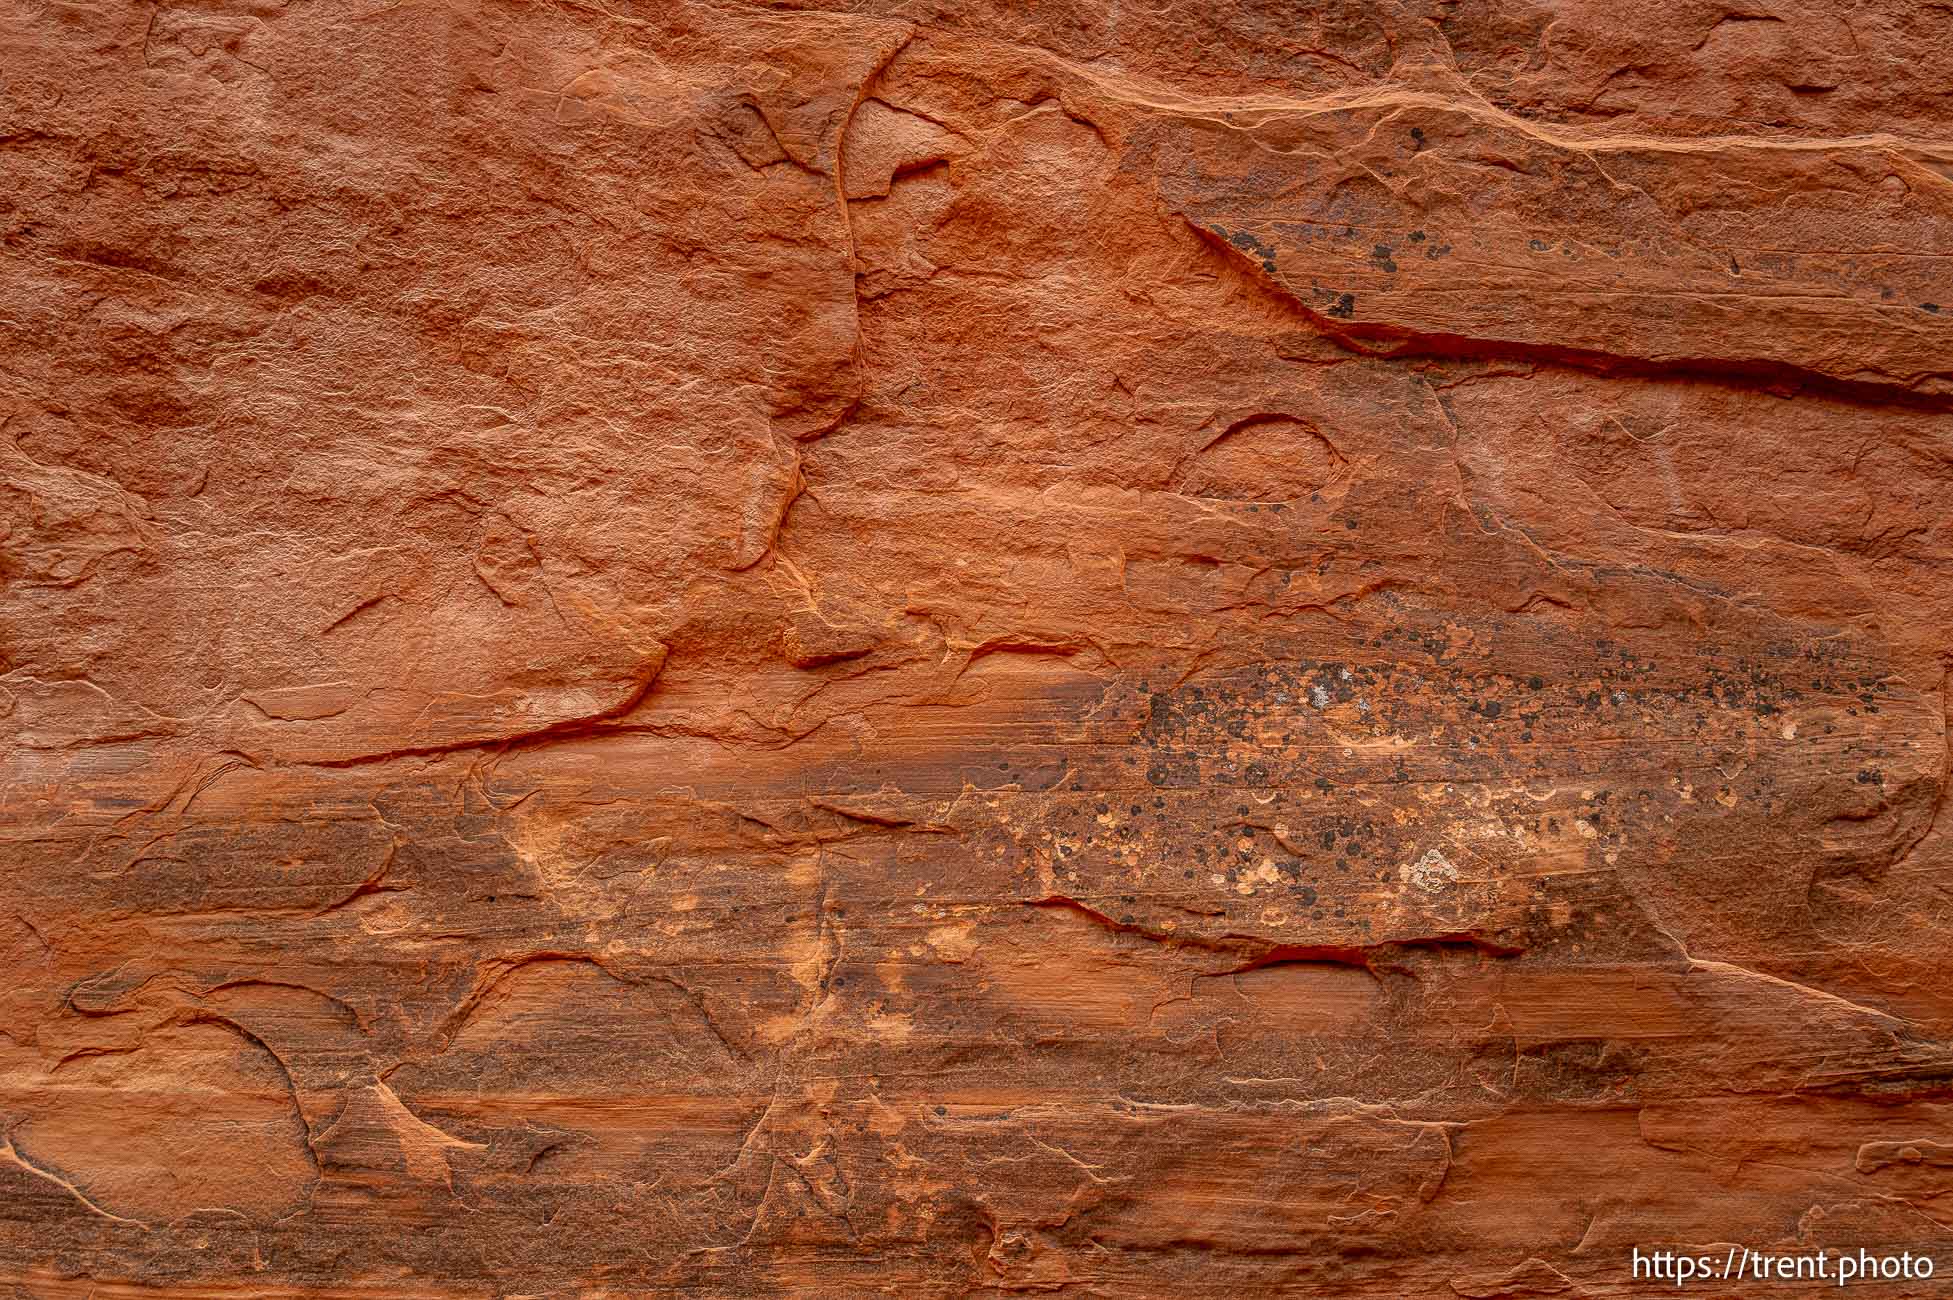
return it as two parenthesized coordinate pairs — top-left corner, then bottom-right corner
(1402, 847), (1458, 891)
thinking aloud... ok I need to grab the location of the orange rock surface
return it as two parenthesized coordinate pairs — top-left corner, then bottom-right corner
(2, 2), (1950, 1296)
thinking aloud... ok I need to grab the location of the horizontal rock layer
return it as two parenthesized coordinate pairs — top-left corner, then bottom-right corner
(2, 1), (1950, 1296)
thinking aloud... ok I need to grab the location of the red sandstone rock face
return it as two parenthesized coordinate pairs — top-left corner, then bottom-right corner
(2, 3), (1950, 1296)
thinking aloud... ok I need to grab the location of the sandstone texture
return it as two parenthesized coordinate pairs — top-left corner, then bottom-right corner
(3, 2), (1952, 1296)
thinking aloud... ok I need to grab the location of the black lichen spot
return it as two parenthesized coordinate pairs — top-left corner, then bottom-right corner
(1371, 244), (1398, 272)
(1924, 303), (1942, 313)
(1528, 238), (1548, 252)
(1223, 226), (1275, 259)
(1327, 292), (1356, 318)
(1409, 126), (1425, 153)
(1409, 230), (1426, 243)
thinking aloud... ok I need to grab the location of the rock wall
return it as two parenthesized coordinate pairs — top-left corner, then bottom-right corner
(3, 2), (1950, 1295)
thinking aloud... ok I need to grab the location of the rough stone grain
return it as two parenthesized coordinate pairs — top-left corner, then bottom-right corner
(2, 2), (1950, 1296)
